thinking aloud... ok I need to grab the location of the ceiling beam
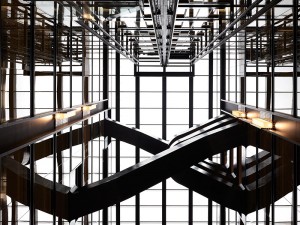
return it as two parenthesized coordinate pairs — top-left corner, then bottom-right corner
(149, 0), (179, 66)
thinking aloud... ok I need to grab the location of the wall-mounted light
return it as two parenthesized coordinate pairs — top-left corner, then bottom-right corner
(83, 13), (96, 21)
(56, 109), (77, 127)
(252, 118), (273, 129)
(232, 110), (246, 118)
(56, 109), (76, 120)
(82, 104), (97, 111)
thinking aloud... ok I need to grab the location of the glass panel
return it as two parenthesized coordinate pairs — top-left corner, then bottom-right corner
(258, 77), (267, 109)
(274, 77), (293, 114)
(246, 77), (256, 106)
(34, 1), (56, 115)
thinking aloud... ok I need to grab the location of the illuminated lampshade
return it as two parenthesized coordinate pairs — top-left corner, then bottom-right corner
(83, 104), (97, 111)
(83, 13), (95, 21)
(56, 109), (76, 120)
(252, 118), (273, 129)
(232, 110), (246, 118)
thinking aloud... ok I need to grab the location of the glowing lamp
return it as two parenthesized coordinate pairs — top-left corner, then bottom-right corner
(252, 118), (273, 129)
(83, 13), (95, 21)
(232, 110), (246, 118)
(83, 104), (97, 111)
(56, 109), (76, 120)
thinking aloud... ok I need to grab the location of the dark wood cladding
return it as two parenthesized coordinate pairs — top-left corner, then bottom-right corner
(221, 100), (300, 146)
(0, 100), (108, 157)
(69, 121), (246, 219)
(4, 156), (70, 219)
(247, 125), (272, 152)
(273, 115), (300, 146)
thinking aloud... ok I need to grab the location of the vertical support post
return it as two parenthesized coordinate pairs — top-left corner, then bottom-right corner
(30, 0), (35, 118)
(243, 29), (247, 105)
(82, 21), (89, 176)
(237, 146), (243, 187)
(292, 0), (298, 117)
(270, 7), (274, 114)
(293, 145), (298, 224)
(52, 2), (58, 224)
(57, 3), (64, 110)
(0, 8), (8, 209)
(9, 1), (18, 223)
(188, 6), (194, 225)
(264, 5), (271, 108)
(255, 132), (260, 223)
(8, 57), (16, 119)
(29, 1), (36, 224)
(98, 12), (102, 225)
(0, 0), (2, 123)
(103, 16), (109, 103)
(292, 2), (298, 223)
(208, 6), (214, 224)
(255, 18), (259, 109)
(220, 18), (226, 103)
(0, 164), (8, 225)
(29, 144), (35, 225)
(271, 7), (275, 225)
(162, 67), (167, 225)
(237, 142), (244, 225)
(135, 65), (140, 225)
(69, 7), (73, 108)
(115, 17), (121, 225)
(135, 11), (140, 225)
(82, 5), (90, 225)
(235, 20), (238, 103)
(188, 64), (194, 225)
(102, 138), (108, 225)
(90, 28), (94, 224)
(102, 9), (109, 225)
(0, 0), (7, 123)
(208, 42), (213, 119)
(69, 4), (73, 184)
(52, 134), (57, 223)
(219, 9), (226, 225)
(188, 1), (195, 214)
(271, 135), (275, 225)
(255, 14), (259, 224)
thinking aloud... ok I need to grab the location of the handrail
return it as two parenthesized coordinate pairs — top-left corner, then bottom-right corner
(0, 100), (108, 157)
(221, 99), (300, 146)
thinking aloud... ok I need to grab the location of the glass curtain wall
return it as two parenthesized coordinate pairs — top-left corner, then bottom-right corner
(0, 0), (300, 225)
(0, 0), (105, 224)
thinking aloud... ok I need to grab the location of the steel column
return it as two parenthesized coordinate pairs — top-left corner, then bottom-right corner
(135, 64), (140, 225)
(30, 0), (35, 117)
(292, 0), (298, 117)
(115, 17), (121, 225)
(162, 68), (167, 225)
(292, 1), (298, 223)
(271, 7), (275, 224)
(102, 10), (110, 225)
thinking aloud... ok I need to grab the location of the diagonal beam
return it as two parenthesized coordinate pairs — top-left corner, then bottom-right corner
(191, 0), (281, 63)
(77, 20), (138, 64)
